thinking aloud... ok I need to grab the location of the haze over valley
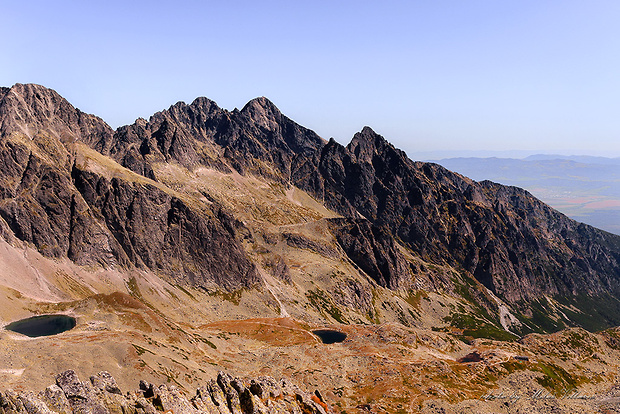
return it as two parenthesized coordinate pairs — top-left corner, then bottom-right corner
(432, 155), (620, 235)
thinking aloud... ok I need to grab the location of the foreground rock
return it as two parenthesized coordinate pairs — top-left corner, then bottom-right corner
(0, 370), (331, 414)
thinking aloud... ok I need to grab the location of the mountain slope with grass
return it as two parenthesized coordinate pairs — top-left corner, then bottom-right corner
(2, 83), (620, 412)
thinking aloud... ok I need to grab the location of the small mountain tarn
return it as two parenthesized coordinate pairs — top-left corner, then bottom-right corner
(312, 329), (347, 344)
(4, 314), (76, 337)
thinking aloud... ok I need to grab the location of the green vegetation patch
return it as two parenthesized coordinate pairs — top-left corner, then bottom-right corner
(194, 334), (217, 349)
(556, 293), (620, 332)
(404, 290), (428, 310)
(450, 271), (504, 328)
(175, 284), (197, 301)
(207, 289), (243, 305)
(498, 359), (587, 395)
(510, 298), (567, 335)
(443, 312), (518, 342)
(526, 299), (564, 333)
(126, 277), (144, 300)
(499, 359), (527, 375)
(307, 289), (347, 323)
(562, 330), (595, 354)
(132, 344), (155, 356)
(602, 327), (620, 350)
(532, 362), (585, 394)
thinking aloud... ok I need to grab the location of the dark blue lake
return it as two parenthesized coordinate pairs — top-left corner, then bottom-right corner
(312, 329), (347, 344)
(4, 315), (76, 337)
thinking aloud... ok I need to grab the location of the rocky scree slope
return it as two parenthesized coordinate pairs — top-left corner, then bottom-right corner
(0, 83), (258, 291)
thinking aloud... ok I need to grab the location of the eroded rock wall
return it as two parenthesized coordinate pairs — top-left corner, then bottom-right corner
(0, 370), (331, 414)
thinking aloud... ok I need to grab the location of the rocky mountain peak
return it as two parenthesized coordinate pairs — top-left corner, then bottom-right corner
(134, 117), (148, 128)
(0, 83), (113, 149)
(188, 96), (222, 114)
(1, 83), (74, 138)
(144, 97), (225, 144)
(0, 86), (9, 101)
(345, 126), (404, 167)
(159, 97), (223, 123)
(242, 96), (278, 111)
(347, 126), (381, 163)
(240, 96), (283, 132)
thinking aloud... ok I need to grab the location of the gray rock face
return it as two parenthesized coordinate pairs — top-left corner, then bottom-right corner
(0, 371), (331, 414)
(295, 127), (620, 313)
(98, 96), (324, 183)
(70, 168), (259, 290)
(0, 83), (258, 291)
(328, 218), (412, 290)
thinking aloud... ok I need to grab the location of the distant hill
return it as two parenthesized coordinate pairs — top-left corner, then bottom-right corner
(524, 154), (620, 166)
(431, 156), (620, 235)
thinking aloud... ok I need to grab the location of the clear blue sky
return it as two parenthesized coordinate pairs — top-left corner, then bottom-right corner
(2, 1), (620, 157)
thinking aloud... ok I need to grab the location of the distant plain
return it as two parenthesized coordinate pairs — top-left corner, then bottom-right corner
(432, 155), (620, 235)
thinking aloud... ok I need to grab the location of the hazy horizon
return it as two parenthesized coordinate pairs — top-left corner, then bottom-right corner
(413, 149), (620, 161)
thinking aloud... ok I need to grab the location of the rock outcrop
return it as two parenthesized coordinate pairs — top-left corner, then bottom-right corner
(0, 370), (331, 414)
(294, 127), (620, 310)
(95, 95), (325, 183)
(328, 218), (412, 290)
(0, 83), (259, 291)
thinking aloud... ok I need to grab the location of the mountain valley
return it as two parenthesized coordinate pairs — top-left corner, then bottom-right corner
(2, 84), (620, 413)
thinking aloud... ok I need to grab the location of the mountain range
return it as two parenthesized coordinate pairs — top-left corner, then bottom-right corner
(2, 83), (620, 413)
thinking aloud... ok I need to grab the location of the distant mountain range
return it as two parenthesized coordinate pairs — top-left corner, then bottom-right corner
(2, 82), (620, 330)
(431, 155), (620, 235)
(3, 84), (620, 410)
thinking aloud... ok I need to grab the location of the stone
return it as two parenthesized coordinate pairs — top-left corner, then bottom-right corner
(17, 392), (55, 414)
(216, 373), (242, 414)
(55, 371), (88, 401)
(2, 371), (331, 414)
(89, 373), (121, 395)
(39, 386), (71, 414)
